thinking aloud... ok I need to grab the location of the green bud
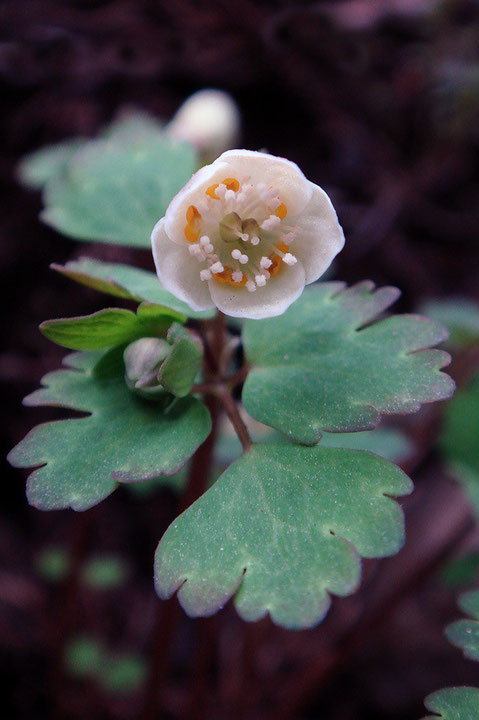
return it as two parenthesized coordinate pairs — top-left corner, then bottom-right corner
(123, 337), (170, 399)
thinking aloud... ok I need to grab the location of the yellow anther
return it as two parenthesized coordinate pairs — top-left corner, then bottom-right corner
(206, 184), (219, 199)
(274, 202), (287, 220)
(211, 266), (247, 287)
(276, 242), (289, 254)
(268, 255), (282, 278)
(186, 205), (201, 225)
(185, 205), (202, 242)
(184, 225), (200, 243)
(212, 267), (230, 284)
(223, 177), (240, 192)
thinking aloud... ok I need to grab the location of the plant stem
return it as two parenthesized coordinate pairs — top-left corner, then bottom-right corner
(141, 312), (225, 720)
(218, 385), (252, 452)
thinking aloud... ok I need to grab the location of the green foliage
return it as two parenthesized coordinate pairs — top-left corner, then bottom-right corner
(215, 415), (412, 469)
(65, 636), (103, 678)
(65, 635), (145, 694)
(35, 547), (70, 582)
(440, 373), (479, 518)
(446, 589), (479, 661)
(442, 553), (479, 589)
(41, 131), (197, 248)
(155, 443), (412, 630)
(51, 257), (213, 319)
(100, 655), (146, 693)
(81, 555), (129, 590)
(7, 351), (211, 510)
(423, 687), (479, 720)
(420, 298), (479, 347)
(40, 304), (185, 350)
(17, 139), (85, 190)
(243, 282), (454, 445)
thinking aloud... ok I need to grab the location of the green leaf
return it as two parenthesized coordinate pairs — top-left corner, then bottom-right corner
(51, 257), (214, 319)
(81, 555), (129, 591)
(155, 443), (412, 630)
(420, 298), (479, 348)
(7, 351), (211, 511)
(65, 636), (104, 677)
(216, 414), (413, 469)
(17, 139), (85, 190)
(441, 552), (479, 589)
(242, 282), (454, 445)
(440, 373), (479, 518)
(40, 303), (184, 350)
(446, 589), (479, 661)
(423, 687), (479, 720)
(41, 134), (198, 248)
(100, 655), (146, 694)
(35, 547), (70, 582)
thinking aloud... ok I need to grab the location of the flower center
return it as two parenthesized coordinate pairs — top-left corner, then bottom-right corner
(183, 177), (298, 292)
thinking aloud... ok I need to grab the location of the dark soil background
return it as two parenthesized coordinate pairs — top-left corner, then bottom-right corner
(1, 1), (479, 719)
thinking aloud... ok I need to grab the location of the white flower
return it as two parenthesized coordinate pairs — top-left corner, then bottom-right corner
(151, 150), (345, 320)
(167, 89), (240, 162)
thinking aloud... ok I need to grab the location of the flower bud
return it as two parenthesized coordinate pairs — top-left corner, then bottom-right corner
(123, 337), (171, 399)
(167, 89), (241, 162)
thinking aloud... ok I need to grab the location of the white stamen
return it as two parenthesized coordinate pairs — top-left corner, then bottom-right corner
(200, 269), (212, 281)
(199, 235), (210, 247)
(215, 183), (227, 198)
(210, 261), (224, 274)
(260, 256), (272, 269)
(239, 254), (249, 265)
(189, 244), (207, 261)
(255, 274), (267, 287)
(246, 280), (256, 292)
(232, 271), (243, 282)
(225, 189), (236, 202)
(231, 249), (242, 260)
(283, 253), (297, 266)
(250, 236), (260, 246)
(261, 215), (281, 231)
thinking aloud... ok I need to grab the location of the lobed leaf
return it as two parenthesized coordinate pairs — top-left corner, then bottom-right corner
(243, 282), (454, 445)
(155, 443), (412, 630)
(17, 139), (86, 190)
(446, 589), (479, 661)
(41, 133), (198, 248)
(40, 303), (184, 350)
(51, 257), (214, 319)
(7, 351), (211, 511)
(423, 687), (479, 720)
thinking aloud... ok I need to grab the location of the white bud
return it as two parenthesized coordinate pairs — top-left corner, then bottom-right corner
(246, 280), (256, 292)
(210, 261), (224, 274)
(260, 256), (272, 269)
(232, 271), (243, 282)
(200, 269), (212, 281)
(231, 249), (242, 260)
(250, 235), (260, 246)
(255, 274), (267, 287)
(167, 89), (241, 161)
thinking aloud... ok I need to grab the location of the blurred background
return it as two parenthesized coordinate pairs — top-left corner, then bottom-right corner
(2, 1), (479, 718)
